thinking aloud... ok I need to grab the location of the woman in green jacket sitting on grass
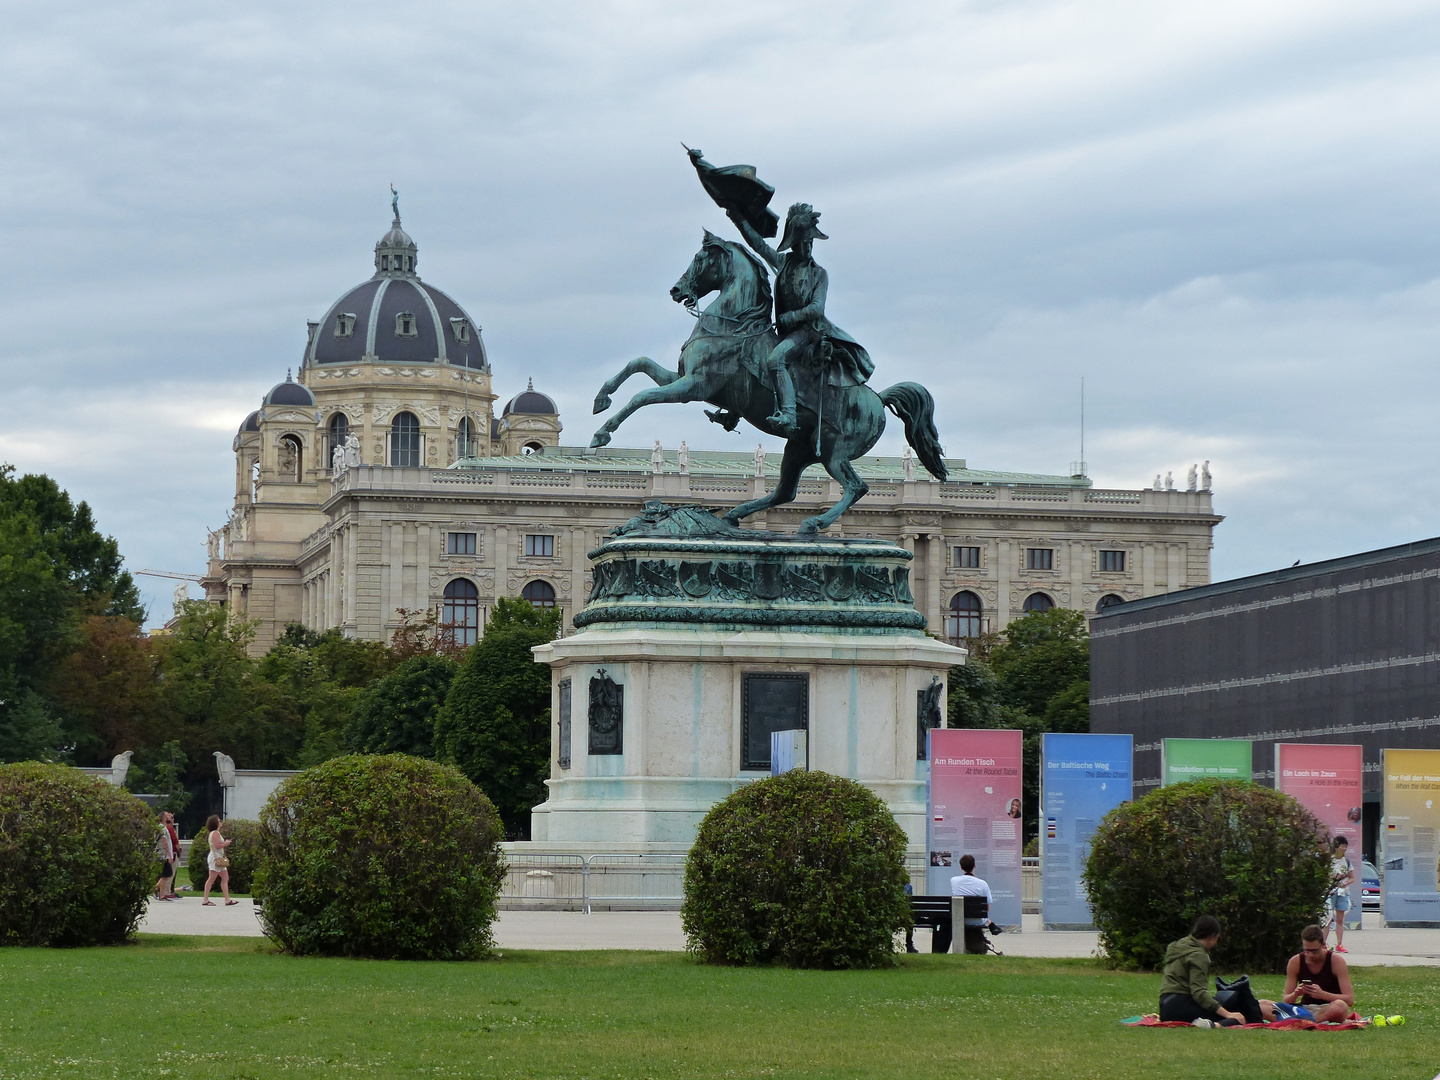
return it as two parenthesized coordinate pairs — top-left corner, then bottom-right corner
(1158, 916), (1246, 1027)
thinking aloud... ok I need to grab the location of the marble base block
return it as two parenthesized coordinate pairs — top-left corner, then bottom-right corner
(528, 626), (964, 852)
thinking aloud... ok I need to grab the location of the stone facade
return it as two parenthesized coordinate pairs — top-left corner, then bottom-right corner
(208, 441), (1221, 652)
(204, 210), (1223, 650)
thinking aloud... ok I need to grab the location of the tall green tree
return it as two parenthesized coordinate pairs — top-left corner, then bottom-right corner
(346, 654), (458, 758)
(155, 602), (301, 770)
(987, 607), (1089, 717)
(257, 625), (395, 767)
(0, 465), (146, 763)
(48, 615), (164, 763)
(0, 466), (143, 620)
(0, 508), (74, 761)
(434, 598), (560, 839)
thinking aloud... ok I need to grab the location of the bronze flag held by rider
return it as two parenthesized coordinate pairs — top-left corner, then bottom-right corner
(586, 149), (946, 533)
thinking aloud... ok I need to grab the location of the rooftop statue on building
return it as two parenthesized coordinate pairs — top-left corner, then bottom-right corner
(588, 148), (947, 533)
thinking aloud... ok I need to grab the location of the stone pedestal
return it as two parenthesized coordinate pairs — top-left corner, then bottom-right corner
(525, 503), (966, 853)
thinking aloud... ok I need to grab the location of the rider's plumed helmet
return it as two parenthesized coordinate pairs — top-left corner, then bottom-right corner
(779, 203), (828, 251)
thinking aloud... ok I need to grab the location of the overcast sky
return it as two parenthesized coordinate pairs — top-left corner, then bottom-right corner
(4, 0), (1440, 626)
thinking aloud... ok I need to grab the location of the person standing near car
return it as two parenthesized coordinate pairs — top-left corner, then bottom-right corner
(1325, 837), (1355, 953)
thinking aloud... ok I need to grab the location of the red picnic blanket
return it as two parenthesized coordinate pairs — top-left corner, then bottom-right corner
(1122, 1014), (1368, 1031)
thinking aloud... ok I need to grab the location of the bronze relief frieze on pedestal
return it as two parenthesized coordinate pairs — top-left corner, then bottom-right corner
(573, 502), (924, 632)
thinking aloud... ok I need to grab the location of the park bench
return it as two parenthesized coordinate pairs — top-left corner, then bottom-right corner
(909, 895), (953, 953)
(909, 895), (1002, 955)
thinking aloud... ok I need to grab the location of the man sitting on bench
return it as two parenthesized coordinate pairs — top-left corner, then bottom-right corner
(950, 854), (994, 954)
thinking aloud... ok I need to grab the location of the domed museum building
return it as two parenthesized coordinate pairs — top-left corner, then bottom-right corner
(205, 205), (1221, 654)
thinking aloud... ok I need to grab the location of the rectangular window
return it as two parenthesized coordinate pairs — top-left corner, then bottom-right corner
(954, 546), (981, 569)
(447, 532), (476, 556)
(1026, 548), (1054, 571)
(525, 534), (555, 558)
(1099, 550), (1126, 573)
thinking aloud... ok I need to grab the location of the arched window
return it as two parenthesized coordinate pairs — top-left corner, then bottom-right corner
(1097, 593), (1125, 612)
(279, 434), (303, 481)
(944, 591), (982, 643)
(441, 578), (479, 646)
(1022, 592), (1054, 614)
(522, 441), (542, 455)
(390, 411), (420, 467)
(522, 580), (556, 609)
(456, 417), (478, 461)
(327, 413), (350, 465)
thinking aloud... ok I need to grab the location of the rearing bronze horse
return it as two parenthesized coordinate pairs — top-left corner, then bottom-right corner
(587, 231), (946, 533)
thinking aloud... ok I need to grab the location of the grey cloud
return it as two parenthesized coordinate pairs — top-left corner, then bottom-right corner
(3, 1), (1440, 621)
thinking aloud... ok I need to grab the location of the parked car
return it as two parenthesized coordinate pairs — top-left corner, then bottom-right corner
(1361, 860), (1381, 911)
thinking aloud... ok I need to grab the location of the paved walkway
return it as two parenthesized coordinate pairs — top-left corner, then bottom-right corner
(138, 902), (1440, 964)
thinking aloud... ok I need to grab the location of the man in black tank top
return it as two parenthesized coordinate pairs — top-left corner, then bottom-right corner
(1282, 924), (1355, 1022)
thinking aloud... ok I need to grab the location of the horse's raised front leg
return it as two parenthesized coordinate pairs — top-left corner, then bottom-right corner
(588, 374), (706, 450)
(593, 357), (679, 414)
(725, 439), (815, 525)
(803, 451), (869, 533)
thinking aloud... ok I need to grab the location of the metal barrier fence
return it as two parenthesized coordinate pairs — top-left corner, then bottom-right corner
(500, 853), (1044, 913)
(500, 854), (687, 912)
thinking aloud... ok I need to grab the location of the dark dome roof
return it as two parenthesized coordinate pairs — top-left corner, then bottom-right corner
(503, 379), (558, 416)
(302, 210), (487, 372)
(263, 373), (315, 407)
(238, 410), (261, 433)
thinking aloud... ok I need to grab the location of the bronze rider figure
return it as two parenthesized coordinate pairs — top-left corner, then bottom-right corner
(725, 202), (874, 435)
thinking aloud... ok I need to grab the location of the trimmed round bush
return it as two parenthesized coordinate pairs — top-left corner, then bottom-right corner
(0, 763), (157, 946)
(1084, 779), (1332, 972)
(186, 819), (264, 895)
(682, 770), (911, 968)
(255, 754), (505, 959)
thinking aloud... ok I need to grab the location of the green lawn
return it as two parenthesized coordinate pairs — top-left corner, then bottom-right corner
(0, 939), (1433, 1079)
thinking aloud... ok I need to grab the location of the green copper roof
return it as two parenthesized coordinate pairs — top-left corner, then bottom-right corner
(450, 445), (1090, 488)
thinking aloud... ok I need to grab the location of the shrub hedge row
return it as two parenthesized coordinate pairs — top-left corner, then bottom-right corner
(255, 754), (506, 960)
(0, 764), (157, 946)
(682, 770), (911, 969)
(1084, 779), (1333, 972)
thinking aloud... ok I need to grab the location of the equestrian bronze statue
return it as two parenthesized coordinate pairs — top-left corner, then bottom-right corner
(588, 149), (946, 533)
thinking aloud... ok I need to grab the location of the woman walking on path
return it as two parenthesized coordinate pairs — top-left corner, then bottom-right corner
(201, 815), (237, 907)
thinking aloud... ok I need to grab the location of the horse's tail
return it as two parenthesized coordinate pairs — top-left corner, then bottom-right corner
(880, 382), (947, 481)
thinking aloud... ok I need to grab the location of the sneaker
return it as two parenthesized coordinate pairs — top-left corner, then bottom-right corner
(1190, 1019), (1216, 1028)
(1335, 945), (1348, 953)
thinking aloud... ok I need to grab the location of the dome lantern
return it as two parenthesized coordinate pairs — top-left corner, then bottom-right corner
(374, 184), (418, 278)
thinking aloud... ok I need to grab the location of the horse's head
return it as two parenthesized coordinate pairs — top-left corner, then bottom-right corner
(671, 230), (731, 309)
